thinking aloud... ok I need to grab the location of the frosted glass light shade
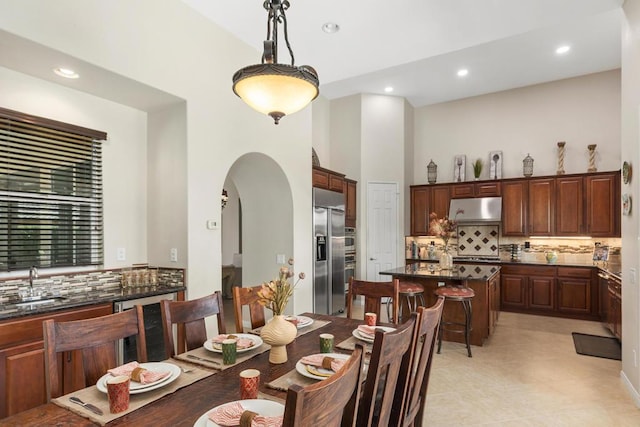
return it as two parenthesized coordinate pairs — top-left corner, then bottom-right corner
(233, 63), (319, 124)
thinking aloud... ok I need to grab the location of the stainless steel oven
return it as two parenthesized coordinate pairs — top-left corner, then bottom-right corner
(345, 252), (356, 284)
(345, 227), (356, 253)
(113, 292), (177, 364)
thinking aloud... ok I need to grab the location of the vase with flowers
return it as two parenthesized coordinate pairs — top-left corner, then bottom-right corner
(429, 209), (463, 269)
(257, 258), (305, 364)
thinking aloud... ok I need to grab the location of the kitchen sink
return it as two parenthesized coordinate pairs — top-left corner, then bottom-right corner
(12, 296), (68, 307)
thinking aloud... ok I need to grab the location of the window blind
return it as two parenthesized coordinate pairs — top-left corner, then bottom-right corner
(0, 107), (107, 272)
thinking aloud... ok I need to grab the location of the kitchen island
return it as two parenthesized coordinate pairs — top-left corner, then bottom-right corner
(380, 262), (501, 347)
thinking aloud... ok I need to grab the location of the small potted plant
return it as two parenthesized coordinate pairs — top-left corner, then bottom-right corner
(472, 158), (483, 180)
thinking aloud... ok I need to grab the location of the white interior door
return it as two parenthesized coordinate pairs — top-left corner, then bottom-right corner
(366, 182), (398, 281)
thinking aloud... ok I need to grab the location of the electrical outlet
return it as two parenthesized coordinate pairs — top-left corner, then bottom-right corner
(630, 268), (636, 285)
(170, 248), (178, 262)
(437, 281), (445, 287)
(116, 247), (126, 261)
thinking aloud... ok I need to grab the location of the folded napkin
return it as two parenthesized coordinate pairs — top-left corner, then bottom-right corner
(299, 354), (346, 373)
(107, 361), (171, 384)
(212, 334), (255, 350)
(357, 325), (377, 338)
(208, 401), (283, 427)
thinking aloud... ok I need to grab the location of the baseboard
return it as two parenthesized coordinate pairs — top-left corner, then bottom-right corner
(620, 369), (640, 408)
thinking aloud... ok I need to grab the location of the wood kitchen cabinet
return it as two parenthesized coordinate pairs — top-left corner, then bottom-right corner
(555, 176), (584, 235)
(410, 185), (451, 235)
(528, 178), (555, 236)
(501, 179), (528, 236)
(344, 178), (357, 228)
(557, 267), (597, 316)
(451, 181), (501, 199)
(606, 274), (622, 340)
(501, 265), (555, 313)
(312, 165), (345, 193)
(488, 272), (501, 335)
(0, 303), (112, 418)
(585, 172), (620, 237)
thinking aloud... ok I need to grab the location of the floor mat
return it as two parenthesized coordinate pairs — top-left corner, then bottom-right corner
(572, 332), (621, 360)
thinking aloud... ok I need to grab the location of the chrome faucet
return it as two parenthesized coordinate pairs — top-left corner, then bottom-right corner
(29, 266), (38, 295)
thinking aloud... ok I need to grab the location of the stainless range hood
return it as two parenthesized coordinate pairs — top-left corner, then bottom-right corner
(449, 197), (502, 223)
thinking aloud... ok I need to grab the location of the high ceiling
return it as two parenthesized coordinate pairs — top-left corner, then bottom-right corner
(184, 0), (623, 106)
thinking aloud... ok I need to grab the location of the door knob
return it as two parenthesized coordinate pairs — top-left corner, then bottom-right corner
(370, 258), (377, 261)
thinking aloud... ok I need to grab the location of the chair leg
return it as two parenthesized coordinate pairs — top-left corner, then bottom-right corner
(463, 300), (472, 358)
(437, 313), (443, 354)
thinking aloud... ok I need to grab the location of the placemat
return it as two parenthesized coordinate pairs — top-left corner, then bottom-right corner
(249, 319), (330, 337)
(174, 342), (270, 371)
(265, 368), (319, 392)
(52, 360), (212, 426)
(336, 336), (373, 354)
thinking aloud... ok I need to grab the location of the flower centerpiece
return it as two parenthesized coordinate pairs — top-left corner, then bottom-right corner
(257, 258), (305, 364)
(429, 209), (463, 269)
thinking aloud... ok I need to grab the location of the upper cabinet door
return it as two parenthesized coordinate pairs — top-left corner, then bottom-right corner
(528, 178), (555, 236)
(502, 180), (528, 236)
(555, 177), (584, 235)
(410, 186), (431, 236)
(431, 186), (451, 219)
(585, 173), (620, 237)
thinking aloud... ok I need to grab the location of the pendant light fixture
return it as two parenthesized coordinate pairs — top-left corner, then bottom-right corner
(232, 0), (319, 125)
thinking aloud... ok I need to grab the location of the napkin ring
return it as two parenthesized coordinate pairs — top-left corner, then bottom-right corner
(240, 410), (258, 427)
(322, 357), (335, 370)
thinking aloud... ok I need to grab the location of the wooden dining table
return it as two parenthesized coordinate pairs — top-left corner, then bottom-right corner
(2, 313), (366, 426)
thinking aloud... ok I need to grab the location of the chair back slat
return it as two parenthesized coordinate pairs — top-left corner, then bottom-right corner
(283, 345), (364, 427)
(160, 291), (226, 357)
(232, 285), (266, 333)
(357, 315), (416, 426)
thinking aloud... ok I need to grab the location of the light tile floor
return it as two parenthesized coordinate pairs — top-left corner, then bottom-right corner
(425, 311), (640, 426)
(223, 298), (640, 426)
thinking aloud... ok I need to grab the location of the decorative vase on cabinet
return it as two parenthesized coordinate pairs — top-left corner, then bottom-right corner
(260, 315), (297, 364)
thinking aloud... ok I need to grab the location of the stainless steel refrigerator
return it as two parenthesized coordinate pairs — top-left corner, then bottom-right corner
(313, 188), (346, 315)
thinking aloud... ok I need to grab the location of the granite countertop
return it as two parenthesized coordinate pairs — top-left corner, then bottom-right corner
(381, 263), (500, 281)
(407, 257), (621, 279)
(0, 285), (186, 321)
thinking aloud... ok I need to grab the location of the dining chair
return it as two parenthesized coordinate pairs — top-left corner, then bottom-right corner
(160, 291), (226, 357)
(356, 314), (416, 427)
(392, 297), (445, 427)
(347, 277), (400, 324)
(283, 344), (365, 427)
(43, 306), (147, 400)
(232, 284), (266, 333)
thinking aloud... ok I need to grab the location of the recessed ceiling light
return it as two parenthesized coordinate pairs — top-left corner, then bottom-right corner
(322, 22), (340, 34)
(53, 67), (79, 79)
(457, 69), (469, 77)
(556, 45), (571, 55)
(384, 86), (394, 93)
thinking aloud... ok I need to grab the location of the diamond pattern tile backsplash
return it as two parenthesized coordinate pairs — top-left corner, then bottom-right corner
(455, 225), (500, 257)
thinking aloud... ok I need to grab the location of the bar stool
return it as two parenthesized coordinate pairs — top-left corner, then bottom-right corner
(387, 281), (425, 323)
(434, 285), (475, 357)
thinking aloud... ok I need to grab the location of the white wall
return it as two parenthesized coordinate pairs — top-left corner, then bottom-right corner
(0, 66), (149, 269)
(621, 0), (640, 405)
(148, 103), (187, 268)
(221, 179), (240, 266)
(0, 0), (314, 320)
(312, 95), (331, 169)
(414, 70), (621, 184)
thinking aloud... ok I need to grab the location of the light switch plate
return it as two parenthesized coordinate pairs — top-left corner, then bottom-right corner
(630, 268), (636, 285)
(276, 254), (286, 264)
(116, 247), (126, 261)
(170, 248), (178, 262)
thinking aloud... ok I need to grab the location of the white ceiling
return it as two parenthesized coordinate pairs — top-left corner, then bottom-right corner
(184, 0), (624, 106)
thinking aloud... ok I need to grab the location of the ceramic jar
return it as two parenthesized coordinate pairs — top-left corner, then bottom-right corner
(260, 314), (297, 364)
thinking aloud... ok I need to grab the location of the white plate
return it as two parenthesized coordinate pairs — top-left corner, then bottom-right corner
(204, 334), (264, 353)
(96, 362), (181, 394)
(193, 399), (285, 427)
(351, 326), (396, 343)
(295, 353), (351, 381)
(294, 315), (313, 329)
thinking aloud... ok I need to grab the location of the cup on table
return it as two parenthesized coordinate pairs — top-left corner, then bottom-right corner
(365, 312), (377, 326)
(106, 375), (130, 414)
(319, 333), (334, 353)
(239, 369), (261, 399)
(222, 339), (237, 365)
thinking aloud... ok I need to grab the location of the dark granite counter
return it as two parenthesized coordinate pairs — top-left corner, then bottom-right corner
(381, 262), (500, 281)
(0, 285), (185, 321)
